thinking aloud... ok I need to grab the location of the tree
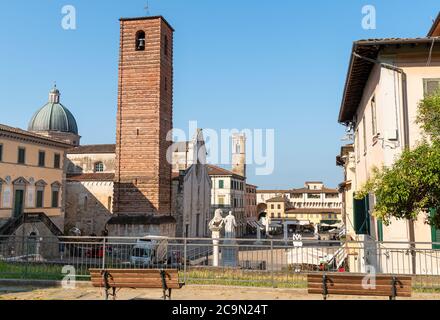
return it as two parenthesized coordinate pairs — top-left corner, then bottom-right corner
(356, 92), (440, 229)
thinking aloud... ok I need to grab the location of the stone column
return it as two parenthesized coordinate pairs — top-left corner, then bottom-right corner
(212, 230), (220, 267)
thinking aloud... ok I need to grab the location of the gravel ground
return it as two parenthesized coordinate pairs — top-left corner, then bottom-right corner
(0, 285), (439, 300)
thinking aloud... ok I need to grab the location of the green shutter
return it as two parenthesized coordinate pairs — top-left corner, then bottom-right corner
(430, 209), (440, 250)
(377, 219), (384, 242)
(353, 195), (370, 235)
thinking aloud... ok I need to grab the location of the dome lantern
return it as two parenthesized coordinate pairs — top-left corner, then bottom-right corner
(49, 85), (60, 104)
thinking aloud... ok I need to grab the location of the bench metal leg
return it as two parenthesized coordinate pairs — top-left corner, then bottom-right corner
(162, 288), (172, 300)
(322, 274), (328, 301)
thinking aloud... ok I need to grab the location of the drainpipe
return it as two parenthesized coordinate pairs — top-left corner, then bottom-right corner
(352, 52), (416, 275)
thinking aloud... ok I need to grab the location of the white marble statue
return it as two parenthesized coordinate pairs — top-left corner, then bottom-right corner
(209, 209), (225, 232)
(223, 211), (237, 239)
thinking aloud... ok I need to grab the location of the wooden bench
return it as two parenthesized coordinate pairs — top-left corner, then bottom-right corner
(89, 269), (184, 300)
(307, 273), (412, 300)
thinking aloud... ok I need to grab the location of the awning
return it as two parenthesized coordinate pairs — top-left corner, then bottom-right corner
(247, 221), (264, 229)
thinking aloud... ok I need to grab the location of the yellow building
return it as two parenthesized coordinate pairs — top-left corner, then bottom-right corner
(0, 124), (71, 236)
(266, 195), (341, 225)
(266, 196), (289, 219)
(285, 208), (341, 225)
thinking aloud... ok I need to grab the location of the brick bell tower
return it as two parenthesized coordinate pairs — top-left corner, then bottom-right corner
(108, 16), (176, 237)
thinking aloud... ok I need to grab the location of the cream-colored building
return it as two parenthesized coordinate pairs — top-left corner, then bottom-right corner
(257, 182), (342, 223)
(208, 165), (246, 237)
(337, 15), (440, 246)
(0, 124), (71, 237)
(65, 144), (116, 235)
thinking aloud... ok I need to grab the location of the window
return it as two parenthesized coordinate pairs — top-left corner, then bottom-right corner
(38, 151), (45, 167)
(371, 96), (377, 136)
(18, 147), (25, 164)
(35, 180), (46, 208)
(135, 31), (146, 51)
(362, 115), (367, 154)
(424, 79), (440, 96)
(219, 180), (224, 189)
(277, 204), (281, 210)
(54, 153), (61, 169)
(94, 162), (104, 173)
(36, 190), (44, 208)
(0, 144), (3, 162)
(51, 182), (61, 208)
(51, 190), (59, 208)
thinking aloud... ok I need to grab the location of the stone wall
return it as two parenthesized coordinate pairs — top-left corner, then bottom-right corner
(65, 181), (113, 235)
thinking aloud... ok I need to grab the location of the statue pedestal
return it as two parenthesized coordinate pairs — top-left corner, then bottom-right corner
(222, 239), (238, 267)
(255, 226), (263, 245)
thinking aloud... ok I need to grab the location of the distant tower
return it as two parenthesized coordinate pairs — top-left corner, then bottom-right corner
(109, 15), (175, 236)
(232, 133), (246, 178)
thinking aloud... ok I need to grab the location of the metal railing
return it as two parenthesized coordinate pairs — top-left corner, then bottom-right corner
(0, 235), (439, 290)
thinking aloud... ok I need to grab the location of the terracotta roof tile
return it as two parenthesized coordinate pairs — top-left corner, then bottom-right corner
(67, 173), (115, 182)
(68, 144), (116, 154)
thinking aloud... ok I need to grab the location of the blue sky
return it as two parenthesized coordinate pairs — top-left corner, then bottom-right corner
(0, 0), (438, 189)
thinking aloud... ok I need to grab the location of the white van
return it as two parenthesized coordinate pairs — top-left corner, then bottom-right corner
(130, 236), (168, 267)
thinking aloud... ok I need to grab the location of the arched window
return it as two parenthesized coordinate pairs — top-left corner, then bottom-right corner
(135, 31), (145, 51)
(94, 162), (104, 173)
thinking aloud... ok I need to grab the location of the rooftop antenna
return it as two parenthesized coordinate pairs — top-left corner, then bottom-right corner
(144, 2), (150, 16)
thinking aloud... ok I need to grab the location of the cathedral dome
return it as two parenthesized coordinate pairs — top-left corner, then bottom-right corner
(28, 86), (78, 135)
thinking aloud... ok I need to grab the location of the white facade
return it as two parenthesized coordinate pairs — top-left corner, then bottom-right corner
(208, 166), (246, 237)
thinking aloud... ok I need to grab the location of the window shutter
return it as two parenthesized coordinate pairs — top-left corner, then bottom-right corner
(377, 219), (384, 242)
(430, 209), (440, 250)
(353, 195), (370, 235)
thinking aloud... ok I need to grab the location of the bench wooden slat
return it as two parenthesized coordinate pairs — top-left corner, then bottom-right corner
(307, 273), (412, 299)
(90, 273), (179, 279)
(307, 274), (412, 281)
(308, 288), (412, 297)
(307, 283), (411, 293)
(91, 281), (182, 289)
(89, 269), (179, 275)
(308, 279), (412, 286)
